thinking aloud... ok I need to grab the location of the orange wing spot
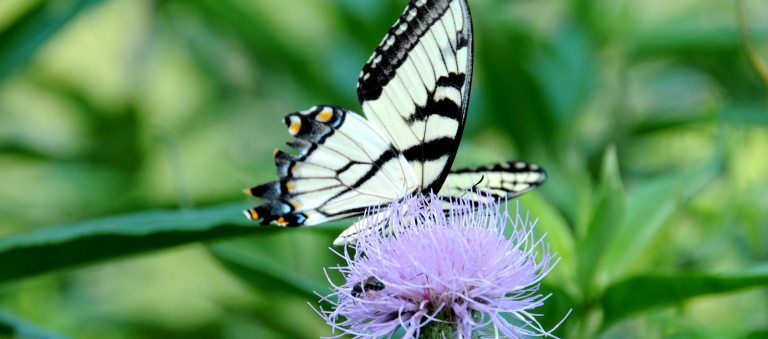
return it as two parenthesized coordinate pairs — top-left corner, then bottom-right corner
(316, 109), (334, 123)
(286, 182), (296, 191)
(273, 148), (280, 156)
(290, 201), (301, 210)
(276, 217), (289, 226)
(248, 209), (260, 220)
(288, 121), (302, 135)
(243, 188), (252, 195)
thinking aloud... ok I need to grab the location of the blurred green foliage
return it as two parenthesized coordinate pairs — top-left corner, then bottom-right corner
(0, 0), (767, 338)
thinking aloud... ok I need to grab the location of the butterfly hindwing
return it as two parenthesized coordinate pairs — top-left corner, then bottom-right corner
(244, 105), (418, 226)
(437, 161), (548, 202)
(357, 0), (473, 193)
(333, 161), (547, 245)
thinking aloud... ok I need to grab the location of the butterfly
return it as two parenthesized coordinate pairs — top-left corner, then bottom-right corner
(243, 0), (546, 245)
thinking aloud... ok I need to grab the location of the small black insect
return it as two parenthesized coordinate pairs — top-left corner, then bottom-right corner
(351, 276), (385, 297)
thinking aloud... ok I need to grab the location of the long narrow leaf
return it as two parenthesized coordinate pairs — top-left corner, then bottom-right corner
(601, 265), (768, 327)
(576, 146), (625, 295)
(0, 203), (267, 283)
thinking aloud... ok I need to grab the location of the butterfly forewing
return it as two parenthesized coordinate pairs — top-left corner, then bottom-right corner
(244, 105), (417, 226)
(357, 0), (473, 193)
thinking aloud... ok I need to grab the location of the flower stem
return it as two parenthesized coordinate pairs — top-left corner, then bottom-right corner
(421, 321), (455, 339)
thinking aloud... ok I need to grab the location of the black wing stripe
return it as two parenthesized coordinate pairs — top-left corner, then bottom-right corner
(357, 0), (453, 101)
(406, 73), (465, 123)
(358, 0), (472, 191)
(402, 137), (456, 161)
(438, 161), (548, 201)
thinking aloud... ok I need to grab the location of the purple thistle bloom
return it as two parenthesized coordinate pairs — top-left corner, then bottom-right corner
(314, 192), (565, 338)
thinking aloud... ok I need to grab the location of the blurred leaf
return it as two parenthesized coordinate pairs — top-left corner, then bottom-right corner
(600, 163), (718, 282)
(630, 112), (716, 136)
(519, 193), (577, 293)
(722, 103), (768, 126)
(601, 264), (768, 328)
(474, 8), (555, 153)
(627, 12), (767, 102)
(168, 0), (350, 106)
(532, 21), (595, 129)
(246, 300), (326, 339)
(627, 15), (745, 59)
(536, 283), (576, 338)
(0, 0), (104, 83)
(737, 0), (768, 90)
(208, 233), (334, 299)
(745, 328), (768, 339)
(600, 173), (679, 277)
(208, 223), (349, 299)
(576, 146), (625, 295)
(0, 202), (271, 284)
(538, 150), (595, 234)
(29, 74), (144, 171)
(0, 310), (67, 339)
(334, 0), (402, 48)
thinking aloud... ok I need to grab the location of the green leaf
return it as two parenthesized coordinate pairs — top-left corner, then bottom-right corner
(0, 310), (67, 339)
(474, 9), (555, 153)
(167, 0), (351, 106)
(536, 283), (577, 338)
(722, 103), (768, 126)
(0, 0), (105, 83)
(601, 163), (719, 282)
(601, 264), (768, 327)
(737, 0), (768, 90)
(0, 202), (270, 284)
(745, 328), (768, 339)
(518, 193), (577, 293)
(207, 228), (344, 299)
(600, 175), (679, 282)
(532, 21), (595, 128)
(535, 149), (594, 236)
(576, 145), (625, 296)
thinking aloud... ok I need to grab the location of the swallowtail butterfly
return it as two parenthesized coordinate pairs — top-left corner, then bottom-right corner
(244, 0), (547, 245)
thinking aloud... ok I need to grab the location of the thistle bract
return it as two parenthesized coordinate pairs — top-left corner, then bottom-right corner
(315, 192), (564, 338)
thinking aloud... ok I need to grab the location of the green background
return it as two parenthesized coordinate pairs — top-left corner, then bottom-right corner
(1, 0), (767, 338)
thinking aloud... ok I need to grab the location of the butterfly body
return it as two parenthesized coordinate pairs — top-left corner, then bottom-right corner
(244, 0), (547, 245)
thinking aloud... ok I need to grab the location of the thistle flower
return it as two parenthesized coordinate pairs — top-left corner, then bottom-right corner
(314, 192), (566, 338)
